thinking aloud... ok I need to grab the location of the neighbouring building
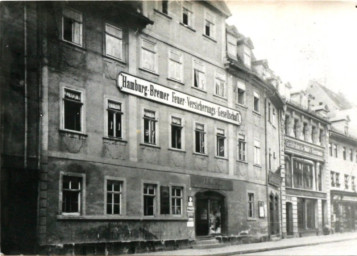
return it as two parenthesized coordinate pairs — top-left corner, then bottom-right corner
(0, 1), (286, 254)
(281, 91), (330, 237)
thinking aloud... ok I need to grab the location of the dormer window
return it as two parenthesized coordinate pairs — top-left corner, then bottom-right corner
(243, 47), (251, 68)
(227, 34), (237, 58)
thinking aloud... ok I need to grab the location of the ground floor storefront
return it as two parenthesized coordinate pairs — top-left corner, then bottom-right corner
(331, 190), (357, 233)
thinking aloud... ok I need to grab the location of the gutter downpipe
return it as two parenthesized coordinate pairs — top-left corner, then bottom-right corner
(265, 92), (270, 239)
(24, 3), (28, 170)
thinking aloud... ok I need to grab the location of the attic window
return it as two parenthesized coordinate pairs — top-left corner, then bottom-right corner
(243, 47), (251, 68)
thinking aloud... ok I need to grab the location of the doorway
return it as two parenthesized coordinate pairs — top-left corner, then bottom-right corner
(195, 191), (225, 236)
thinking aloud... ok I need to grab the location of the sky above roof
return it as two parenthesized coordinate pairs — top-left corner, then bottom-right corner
(226, 0), (357, 105)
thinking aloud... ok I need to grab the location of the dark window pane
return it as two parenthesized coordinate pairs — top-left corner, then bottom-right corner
(183, 12), (188, 25)
(107, 204), (112, 214)
(116, 113), (122, 138)
(114, 204), (120, 214)
(108, 111), (114, 137)
(63, 17), (73, 42)
(160, 186), (170, 214)
(64, 100), (81, 131)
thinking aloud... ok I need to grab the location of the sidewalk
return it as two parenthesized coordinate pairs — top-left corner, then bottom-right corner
(137, 232), (357, 256)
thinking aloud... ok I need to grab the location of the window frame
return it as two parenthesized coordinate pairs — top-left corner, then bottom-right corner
(142, 182), (159, 217)
(181, 2), (193, 28)
(169, 115), (184, 150)
(59, 171), (86, 216)
(214, 72), (226, 98)
(105, 99), (124, 139)
(204, 10), (215, 39)
(104, 23), (125, 62)
(238, 133), (246, 162)
(104, 176), (126, 215)
(254, 140), (261, 166)
(168, 48), (184, 82)
(247, 192), (255, 219)
(171, 186), (184, 216)
(62, 8), (83, 47)
(216, 128), (226, 158)
(253, 91), (260, 113)
(194, 122), (206, 154)
(140, 38), (158, 74)
(60, 85), (86, 134)
(237, 80), (246, 106)
(142, 109), (158, 145)
(343, 146), (347, 160)
(192, 59), (206, 91)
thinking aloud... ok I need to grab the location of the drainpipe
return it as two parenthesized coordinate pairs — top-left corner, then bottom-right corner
(264, 94), (270, 239)
(24, 3), (28, 169)
(277, 104), (283, 237)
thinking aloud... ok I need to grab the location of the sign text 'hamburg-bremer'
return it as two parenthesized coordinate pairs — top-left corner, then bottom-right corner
(117, 72), (241, 125)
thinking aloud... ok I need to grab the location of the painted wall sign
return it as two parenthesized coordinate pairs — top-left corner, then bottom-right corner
(190, 175), (233, 191)
(117, 72), (241, 125)
(285, 138), (324, 157)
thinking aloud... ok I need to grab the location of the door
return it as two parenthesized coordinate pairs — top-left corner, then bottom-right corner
(196, 199), (209, 236)
(286, 202), (293, 235)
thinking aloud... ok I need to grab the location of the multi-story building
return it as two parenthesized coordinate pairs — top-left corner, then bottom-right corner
(281, 92), (330, 237)
(0, 1), (286, 254)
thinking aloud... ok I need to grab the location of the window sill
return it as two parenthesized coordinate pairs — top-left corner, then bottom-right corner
(213, 94), (227, 101)
(247, 217), (257, 221)
(140, 143), (161, 149)
(193, 152), (208, 157)
(236, 103), (248, 109)
(191, 86), (207, 93)
(154, 9), (172, 20)
(179, 22), (196, 32)
(103, 55), (126, 65)
(60, 40), (86, 53)
(167, 77), (185, 86)
(138, 67), (159, 77)
(202, 34), (217, 43)
(103, 137), (128, 143)
(59, 129), (88, 139)
(253, 110), (261, 116)
(236, 160), (248, 164)
(253, 164), (262, 168)
(215, 156), (228, 161)
(168, 148), (186, 153)
(57, 215), (188, 221)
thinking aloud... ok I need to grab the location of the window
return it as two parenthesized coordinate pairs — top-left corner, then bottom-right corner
(143, 184), (157, 216)
(345, 174), (349, 190)
(329, 143), (332, 156)
(62, 175), (82, 214)
(238, 134), (246, 161)
(215, 76), (225, 97)
(350, 149), (353, 162)
(141, 39), (157, 73)
(182, 7), (192, 27)
(171, 187), (183, 215)
(160, 186), (170, 214)
(352, 176), (356, 191)
(272, 108), (276, 124)
(268, 103), (271, 122)
(343, 147), (346, 160)
(319, 129), (324, 144)
(168, 49), (183, 82)
(106, 180), (122, 215)
(107, 101), (122, 138)
(269, 149), (272, 170)
(161, 0), (168, 14)
(193, 60), (205, 90)
(293, 119), (299, 138)
(331, 171), (335, 187)
(243, 47), (251, 68)
(254, 140), (261, 165)
(171, 117), (182, 149)
(293, 160), (313, 189)
(227, 34), (237, 57)
(248, 193), (255, 218)
(336, 173), (340, 188)
(253, 92), (260, 112)
(143, 110), (156, 144)
(237, 81), (245, 105)
(334, 144), (338, 158)
(105, 24), (124, 61)
(195, 123), (205, 154)
(204, 12), (215, 38)
(62, 8), (83, 46)
(63, 89), (83, 132)
(216, 128), (225, 157)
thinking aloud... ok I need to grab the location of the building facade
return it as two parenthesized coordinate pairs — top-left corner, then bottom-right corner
(1, 1), (286, 254)
(281, 94), (330, 237)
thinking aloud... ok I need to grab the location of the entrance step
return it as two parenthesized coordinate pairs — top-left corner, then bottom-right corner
(270, 235), (281, 241)
(193, 237), (225, 249)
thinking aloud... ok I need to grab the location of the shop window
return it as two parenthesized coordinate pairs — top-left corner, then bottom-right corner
(216, 128), (225, 157)
(141, 39), (157, 73)
(343, 147), (346, 160)
(168, 48), (183, 82)
(107, 101), (122, 138)
(171, 117), (182, 149)
(105, 24), (124, 61)
(248, 193), (255, 218)
(195, 123), (205, 154)
(253, 92), (260, 112)
(345, 174), (349, 190)
(61, 175), (83, 215)
(143, 110), (157, 145)
(171, 187), (183, 215)
(143, 184), (157, 216)
(237, 81), (245, 105)
(106, 180), (122, 215)
(63, 89), (83, 132)
(238, 134), (246, 161)
(254, 140), (261, 165)
(62, 8), (83, 46)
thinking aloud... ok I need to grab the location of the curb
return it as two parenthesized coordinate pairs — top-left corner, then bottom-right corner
(196, 236), (357, 256)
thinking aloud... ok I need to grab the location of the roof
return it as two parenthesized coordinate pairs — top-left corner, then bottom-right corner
(237, 37), (254, 49)
(226, 24), (240, 37)
(205, 0), (232, 17)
